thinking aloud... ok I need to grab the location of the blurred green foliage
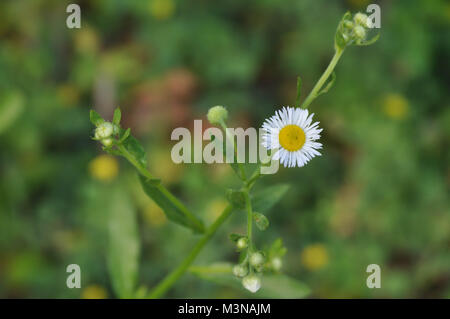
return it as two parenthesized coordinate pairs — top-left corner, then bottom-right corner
(0, 0), (449, 298)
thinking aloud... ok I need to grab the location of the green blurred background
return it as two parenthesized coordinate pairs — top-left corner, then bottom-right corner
(0, 0), (449, 298)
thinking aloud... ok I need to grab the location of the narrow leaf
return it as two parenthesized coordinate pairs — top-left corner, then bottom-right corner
(295, 76), (302, 107)
(123, 135), (147, 167)
(113, 108), (122, 125)
(90, 110), (104, 126)
(252, 184), (290, 213)
(139, 175), (204, 233)
(358, 33), (380, 46)
(119, 128), (131, 143)
(107, 187), (140, 298)
(0, 91), (24, 135)
(317, 72), (336, 96)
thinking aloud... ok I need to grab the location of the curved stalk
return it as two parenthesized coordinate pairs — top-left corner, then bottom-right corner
(301, 48), (344, 109)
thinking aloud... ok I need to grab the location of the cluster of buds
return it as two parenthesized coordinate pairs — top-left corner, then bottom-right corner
(335, 12), (379, 49)
(91, 108), (128, 149)
(232, 251), (265, 293)
(93, 121), (120, 147)
(231, 235), (286, 293)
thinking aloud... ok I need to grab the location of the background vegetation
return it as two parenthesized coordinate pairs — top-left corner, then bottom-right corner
(0, 0), (449, 298)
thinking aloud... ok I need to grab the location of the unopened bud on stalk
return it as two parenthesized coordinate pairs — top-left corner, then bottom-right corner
(95, 122), (114, 139)
(207, 105), (228, 125)
(343, 21), (354, 29)
(242, 275), (261, 293)
(271, 257), (282, 271)
(236, 237), (248, 250)
(232, 264), (248, 278)
(101, 137), (114, 147)
(249, 252), (264, 267)
(353, 25), (366, 40)
(354, 12), (369, 28)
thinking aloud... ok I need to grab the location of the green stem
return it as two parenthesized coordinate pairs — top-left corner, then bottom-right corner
(220, 121), (247, 181)
(300, 48), (344, 109)
(243, 190), (253, 252)
(118, 144), (205, 233)
(117, 144), (154, 180)
(148, 205), (234, 298)
(246, 167), (261, 190)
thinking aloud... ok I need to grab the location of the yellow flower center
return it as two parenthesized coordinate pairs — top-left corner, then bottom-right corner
(279, 124), (305, 152)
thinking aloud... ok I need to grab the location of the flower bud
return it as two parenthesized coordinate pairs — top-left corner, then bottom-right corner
(354, 13), (369, 27)
(343, 21), (354, 29)
(242, 275), (261, 293)
(236, 237), (248, 250)
(95, 122), (114, 139)
(207, 105), (228, 125)
(271, 257), (282, 271)
(232, 265), (248, 278)
(249, 252), (264, 267)
(353, 25), (366, 40)
(101, 137), (114, 147)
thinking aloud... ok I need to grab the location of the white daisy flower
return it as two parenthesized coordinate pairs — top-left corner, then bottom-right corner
(261, 106), (323, 168)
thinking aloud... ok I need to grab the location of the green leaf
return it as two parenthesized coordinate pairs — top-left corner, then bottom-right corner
(252, 184), (290, 213)
(113, 108), (122, 125)
(123, 135), (147, 167)
(317, 72), (336, 96)
(357, 32), (380, 46)
(335, 11), (352, 50)
(190, 263), (310, 298)
(107, 187), (140, 298)
(89, 110), (104, 126)
(119, 128), (131, 143)
(226, 189), (246, 209)
(253, 212), (269, 231)
(0, 91), (24, 135)
(267, 238), (287, 259)
(139, 175), (204, 233)
(295, 76), (302, 107)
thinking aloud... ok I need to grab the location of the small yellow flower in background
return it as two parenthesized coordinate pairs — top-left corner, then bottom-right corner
(205, 199), (228, 223)
(149, 149), (183, 184)
(74, 26), (99, 54)
(301, 244), (329, 271)
(143, 201), (167, 227)
(382, 93), (409, 120)
(445, 3), (450, 22)
(149, 0), (175, 21)
(89, 155), (119, 182)
(81, 285), (108, 299)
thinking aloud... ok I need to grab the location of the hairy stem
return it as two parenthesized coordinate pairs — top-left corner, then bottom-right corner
(220, 121), (247, 181)
(243, 190), (253, 252)
(301, 48), (344, 109)
(148, 205), (234, 298)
